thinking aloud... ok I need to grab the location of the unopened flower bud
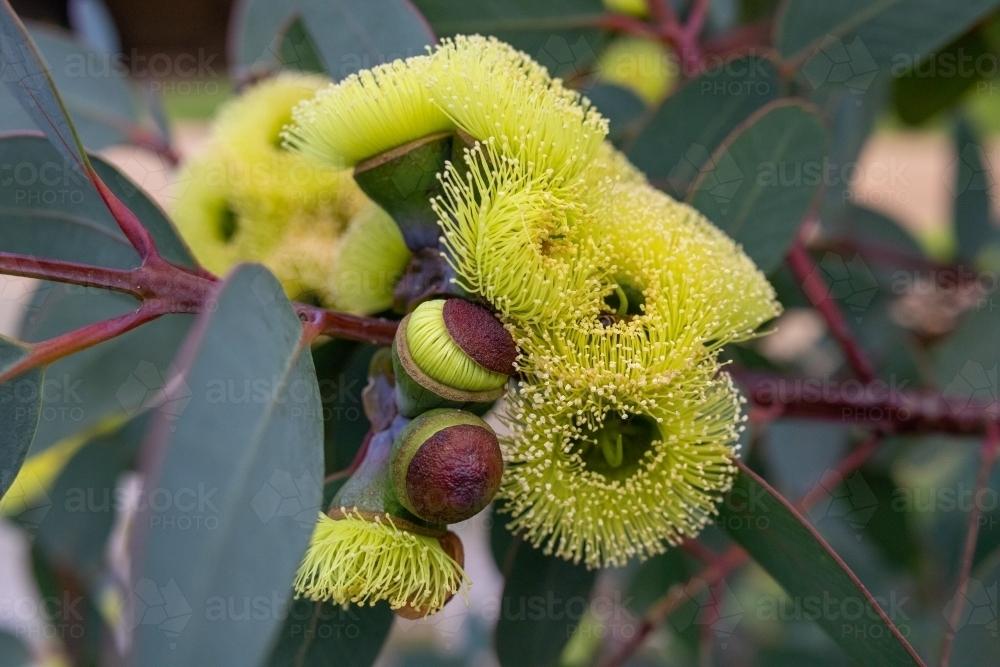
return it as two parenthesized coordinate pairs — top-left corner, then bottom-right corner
(392, 298), (517, 417)
(391, 409), (503, 525)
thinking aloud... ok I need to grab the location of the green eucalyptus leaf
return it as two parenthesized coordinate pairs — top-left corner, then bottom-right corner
(277, 16), (326, 74)
(412, 0), (607, 80)
(952, 115), (1000, 262)
(717, 463), (924, 666)
(0, 336), (43, 497)
(230, 0), (434, 81)
(776, 0), (1000, 74)
(0, 23), (150, 151)
(492, 516), (598, 667)
(34, 414), (150, 583)
(129, 265), (323, 667)
(0, 5), (88, 170)
(688, 100), (829, 273)
(625, 55), (780, 197)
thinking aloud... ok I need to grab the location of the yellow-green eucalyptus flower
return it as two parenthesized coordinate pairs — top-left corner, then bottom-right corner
(211, 72), (363, 223)
(586, 182), (782, 349)
(595, 36), (677, 104)
(283, 55), (454, 168)
(498, 363), (744, 569)
(295, 509), (468, 614)
(331, 203), (411, 315)
(171, 74), (364, 303)
(427, 35), (609, 185)
(433, 139), (606, 327)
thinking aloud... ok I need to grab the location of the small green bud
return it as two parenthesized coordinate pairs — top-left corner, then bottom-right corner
(392, 298), (517, 417)
(391, 409), (504, 525)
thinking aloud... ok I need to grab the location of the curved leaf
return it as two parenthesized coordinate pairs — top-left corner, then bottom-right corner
(625, 55), (780, 196)
(229, 0), (434, 81)
(717, 462), (925, 666)
(492, 517), (598, 667)
(412, 0), (607, 79)
(687, 100), (828, 273)
(775, 0), (1000, 72)
(0, 23), (145, 151)
(1, 3), (91, 170)
(129, 265), (323, 667)
(0, 336), (43, 497)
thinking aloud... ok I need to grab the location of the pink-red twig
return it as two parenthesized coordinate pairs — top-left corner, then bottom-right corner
(0, 253), (139, 297)
(602, 546), (745, 667)
(736, 370), (995, 436)
(596, 0), (710, 76)
(940, 421), (1000, 666)
(0, 306), (164, 384)
(787, 240), (878, 385)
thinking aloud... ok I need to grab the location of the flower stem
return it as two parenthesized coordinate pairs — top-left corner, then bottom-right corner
(787, 239), (878, 385)
(0, 305), (164, 384)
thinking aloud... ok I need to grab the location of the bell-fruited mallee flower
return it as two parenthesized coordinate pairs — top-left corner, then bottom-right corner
(171, 73), (365, 304)
(274, 34), (780, 612)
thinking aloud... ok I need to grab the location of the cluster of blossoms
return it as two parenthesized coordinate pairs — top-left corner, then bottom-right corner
(173, 35), (780, 615)
(172, 74), (410, 310)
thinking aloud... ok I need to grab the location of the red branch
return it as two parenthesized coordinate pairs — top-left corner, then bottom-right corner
(596, 0), (712, 76)
(940, 421), (1000, 666)
(0, 249), (398, 382)
(296, 305), (398, 347)
(0, 306), (163, 384)
(736, 370), (995, 436)
(787, 240), (878, 384)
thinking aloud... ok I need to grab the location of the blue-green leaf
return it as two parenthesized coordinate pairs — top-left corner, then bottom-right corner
(129, 265), (323, 667)
(229, 0), (434, 81)
(688, 100), (829, 272)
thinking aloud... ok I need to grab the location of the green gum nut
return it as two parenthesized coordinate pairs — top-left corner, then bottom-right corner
(391, 409), (504, 525)
(392, 298), (517, 418)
